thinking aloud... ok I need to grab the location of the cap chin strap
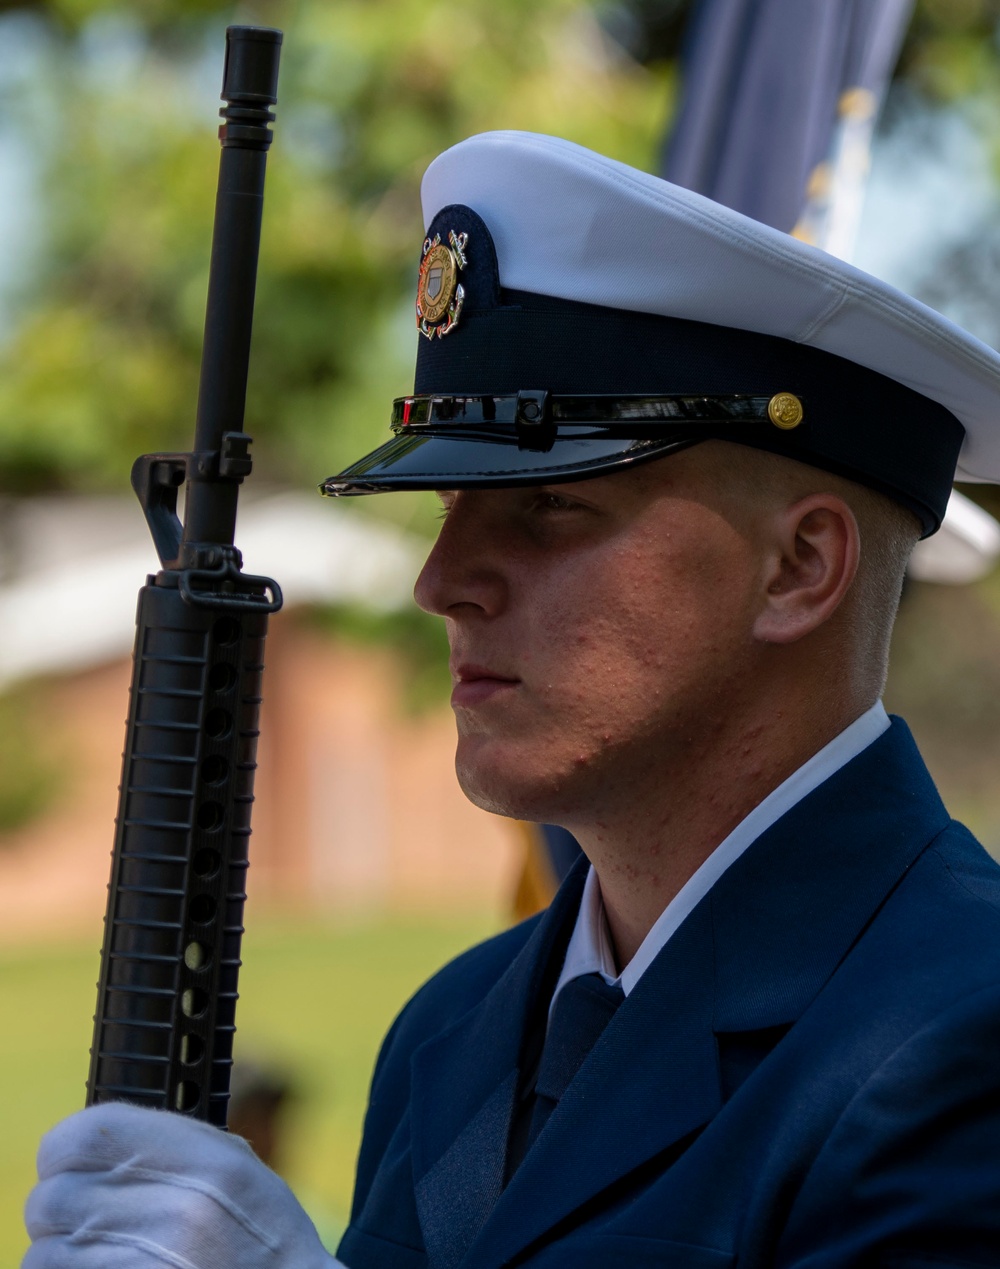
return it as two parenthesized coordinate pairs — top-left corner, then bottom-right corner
(392, 391), (802, 453)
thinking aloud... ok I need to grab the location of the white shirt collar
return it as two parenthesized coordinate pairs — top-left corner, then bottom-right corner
(552, 701), (890, 1008)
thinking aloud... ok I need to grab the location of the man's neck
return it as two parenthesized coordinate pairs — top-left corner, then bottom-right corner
(572, 700), (880, 969)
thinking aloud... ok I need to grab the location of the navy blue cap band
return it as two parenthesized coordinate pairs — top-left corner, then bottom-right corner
(324, 203), (966, 535)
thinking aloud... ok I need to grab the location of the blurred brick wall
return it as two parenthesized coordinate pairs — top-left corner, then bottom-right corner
(0, 619), (518, 945)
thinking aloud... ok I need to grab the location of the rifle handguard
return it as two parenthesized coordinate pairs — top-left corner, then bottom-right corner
(87, 581), (267, 1123)
(86, 25), (283, 1126)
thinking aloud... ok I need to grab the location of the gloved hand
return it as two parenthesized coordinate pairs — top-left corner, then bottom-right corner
(23, 1101), (347, 1268)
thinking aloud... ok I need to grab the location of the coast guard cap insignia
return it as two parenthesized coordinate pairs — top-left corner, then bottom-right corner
(416, 229), (468, 339)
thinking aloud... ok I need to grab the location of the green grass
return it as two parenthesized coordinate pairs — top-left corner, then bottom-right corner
(0, 910), (499, 1263)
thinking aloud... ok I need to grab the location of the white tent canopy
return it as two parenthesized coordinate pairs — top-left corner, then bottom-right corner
(0, 492), (424, 692)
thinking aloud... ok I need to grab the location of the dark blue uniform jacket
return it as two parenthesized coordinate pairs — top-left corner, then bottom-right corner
(338, 720), (1000, 1268)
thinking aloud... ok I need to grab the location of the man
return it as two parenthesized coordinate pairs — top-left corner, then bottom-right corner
(24, 132), (1000, 1267)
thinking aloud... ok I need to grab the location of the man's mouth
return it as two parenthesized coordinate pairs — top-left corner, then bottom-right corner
(451, 663), (520, 707)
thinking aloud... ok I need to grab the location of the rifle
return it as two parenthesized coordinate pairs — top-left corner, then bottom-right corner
(85, 25), (283, 1127)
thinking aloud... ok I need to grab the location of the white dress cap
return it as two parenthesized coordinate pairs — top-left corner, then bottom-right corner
(421, 131), (1000, 487)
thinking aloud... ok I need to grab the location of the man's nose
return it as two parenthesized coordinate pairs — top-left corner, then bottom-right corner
(413, 496), (507, 618)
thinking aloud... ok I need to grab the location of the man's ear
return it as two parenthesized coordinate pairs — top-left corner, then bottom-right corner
(753, 493), (861, 645)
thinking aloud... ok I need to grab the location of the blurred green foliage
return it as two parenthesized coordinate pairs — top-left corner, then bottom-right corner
(0, 682), (60, 833)
(0, 0), (998, 499)
(0, 0), (671, 498)
(899, 0), (1000, 102)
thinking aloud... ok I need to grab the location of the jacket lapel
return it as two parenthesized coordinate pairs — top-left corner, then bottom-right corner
(709, 717), (950, 1032)
(460, 719), (950, 1269)
(467, 896), (722, 1269)
(409, 860), (587, 1269)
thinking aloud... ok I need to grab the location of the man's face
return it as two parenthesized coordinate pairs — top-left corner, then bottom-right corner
(413, 442), (772, 829)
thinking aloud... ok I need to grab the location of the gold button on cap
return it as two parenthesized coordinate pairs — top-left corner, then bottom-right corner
(768, 392), (804, 430)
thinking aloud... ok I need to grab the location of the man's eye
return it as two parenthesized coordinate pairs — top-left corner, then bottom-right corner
(533, 491), (579, 513)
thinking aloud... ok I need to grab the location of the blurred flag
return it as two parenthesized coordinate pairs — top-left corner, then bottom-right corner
(662, 0), (914, 258)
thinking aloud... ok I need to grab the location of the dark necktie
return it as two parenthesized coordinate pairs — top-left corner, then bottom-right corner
(507, 972), (625, 1176)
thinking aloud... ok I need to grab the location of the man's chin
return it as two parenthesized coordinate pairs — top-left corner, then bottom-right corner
(454, 749), (581, 824)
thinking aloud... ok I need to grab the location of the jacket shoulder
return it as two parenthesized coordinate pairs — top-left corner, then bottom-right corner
(856, 817), (1000, 1008)
(929, 818), (1000, 915)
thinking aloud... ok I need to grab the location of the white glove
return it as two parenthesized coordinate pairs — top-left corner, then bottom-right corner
(23, 1101), (347, 1269)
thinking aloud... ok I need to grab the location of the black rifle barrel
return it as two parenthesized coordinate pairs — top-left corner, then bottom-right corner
(185, 26), (280, 549)
(86, 25), (283, 1127)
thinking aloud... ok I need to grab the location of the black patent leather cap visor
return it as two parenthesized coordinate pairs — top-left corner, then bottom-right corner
(321, 378), (964, 537)
(322, 392), (794, 494)
(322, 427), (698, 492)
